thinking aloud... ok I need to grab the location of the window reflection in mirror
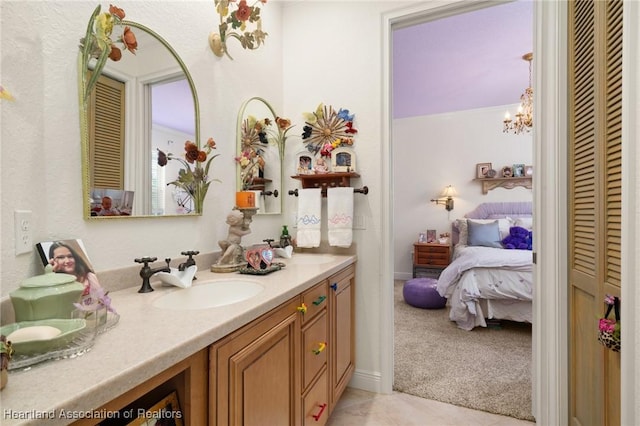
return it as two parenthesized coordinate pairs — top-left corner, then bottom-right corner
(151, 79), (195, 215)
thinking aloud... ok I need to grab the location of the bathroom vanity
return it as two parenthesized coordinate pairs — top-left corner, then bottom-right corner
(1, 254), (355, 426)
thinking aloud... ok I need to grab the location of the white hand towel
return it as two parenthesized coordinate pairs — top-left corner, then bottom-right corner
(296, 188), (322, 248)
(327, 187), (354, 247)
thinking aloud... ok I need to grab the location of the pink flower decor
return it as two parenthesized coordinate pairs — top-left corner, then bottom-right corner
(598, 318), (616, 334)
(74, 285), (117, 314)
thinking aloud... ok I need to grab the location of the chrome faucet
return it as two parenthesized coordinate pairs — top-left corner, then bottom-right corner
(134, 257), (171, 293)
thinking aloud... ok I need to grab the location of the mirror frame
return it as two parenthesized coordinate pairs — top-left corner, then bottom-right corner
(78, 14), (201, 219)
(235, 97), (283, 215)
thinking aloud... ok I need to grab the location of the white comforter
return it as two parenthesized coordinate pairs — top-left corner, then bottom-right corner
(437, 245), (533, 330)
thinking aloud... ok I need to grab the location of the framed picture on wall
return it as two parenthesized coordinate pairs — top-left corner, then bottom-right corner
(513, 163), (525, 177)
(525, 165), (533, 177)
(476, 163), (492, 179)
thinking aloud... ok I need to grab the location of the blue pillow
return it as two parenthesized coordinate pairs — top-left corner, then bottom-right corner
(467, 220), (502, 248)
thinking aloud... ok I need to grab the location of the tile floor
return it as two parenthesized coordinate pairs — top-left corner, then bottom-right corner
(326, 388), (535, 426)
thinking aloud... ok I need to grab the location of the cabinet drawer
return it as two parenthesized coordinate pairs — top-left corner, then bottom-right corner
(415, 252), (449, 266)
(303, 368), (329, 426)
(302, 310), (328, 390)
(302, 280), (329, 323)
(416, 245), (448, 254)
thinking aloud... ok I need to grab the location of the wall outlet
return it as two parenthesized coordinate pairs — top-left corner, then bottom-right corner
(14, 210), (33, 255)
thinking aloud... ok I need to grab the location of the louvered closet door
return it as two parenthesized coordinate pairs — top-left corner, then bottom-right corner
(87, 72), (125, 189)
(568, 1), (622, 425)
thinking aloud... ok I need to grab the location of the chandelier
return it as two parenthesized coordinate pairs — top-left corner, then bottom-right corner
(503, 52), (533, 134)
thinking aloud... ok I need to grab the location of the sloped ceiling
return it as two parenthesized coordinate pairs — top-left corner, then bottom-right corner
(392, 0), (534, 119)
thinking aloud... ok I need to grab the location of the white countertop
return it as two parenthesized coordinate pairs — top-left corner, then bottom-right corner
(1, 253), (356, 426)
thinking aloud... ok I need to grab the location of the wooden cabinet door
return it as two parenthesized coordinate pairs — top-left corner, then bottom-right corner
(210, 298), (301, 426)
(329, 265), (355, 406)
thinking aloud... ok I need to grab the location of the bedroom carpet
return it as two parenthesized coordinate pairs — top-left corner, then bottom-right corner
(393, 280), (535, 422)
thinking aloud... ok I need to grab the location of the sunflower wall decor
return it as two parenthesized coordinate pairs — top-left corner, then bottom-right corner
(300, 103), (358, 173)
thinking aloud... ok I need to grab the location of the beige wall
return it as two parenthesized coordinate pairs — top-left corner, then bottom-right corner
(393, 104), (533, 279)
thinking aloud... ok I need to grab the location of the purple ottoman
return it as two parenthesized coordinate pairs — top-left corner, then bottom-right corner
(403, 278), (447, 309)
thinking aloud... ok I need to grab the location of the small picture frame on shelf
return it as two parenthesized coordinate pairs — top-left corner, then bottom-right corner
(476, 162), (492, 179)
(418, 232), (427, 243)
(295, 151), (314, 175)
(525, 165), (533, 177)
(127, 391), (184, 426)
(513, 163), (525, 177)
(331, 146), (356, 172)
(502, 166), (513, 178)
(426, 229), (437, 243)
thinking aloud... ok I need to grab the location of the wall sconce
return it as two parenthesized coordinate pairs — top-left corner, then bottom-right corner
(209, 0), (268, 60)
(431, 185), (456, 211)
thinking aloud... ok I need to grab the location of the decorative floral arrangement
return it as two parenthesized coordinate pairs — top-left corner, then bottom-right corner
(158, 138), (220, 214)
(73, 285), (117, 316)
(236, 115), (293, 189)
(598, 294), (620, 339)
(301, 103), (357, 158)
(209, 0), (268, 60)
(79, 4), (138, 101)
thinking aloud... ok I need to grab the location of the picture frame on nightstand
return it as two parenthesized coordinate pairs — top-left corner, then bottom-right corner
(418, 232), (427, 243)
(426, 229), (436, 243)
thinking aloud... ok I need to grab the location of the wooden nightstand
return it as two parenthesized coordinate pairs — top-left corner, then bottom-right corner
(413, 243), (451, 278)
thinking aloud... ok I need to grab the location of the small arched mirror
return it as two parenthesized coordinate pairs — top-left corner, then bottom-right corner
(236, 97), (284, 215)
(78, 5), (201, 218)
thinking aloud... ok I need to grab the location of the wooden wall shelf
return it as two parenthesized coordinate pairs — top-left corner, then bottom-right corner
(245, 177), (272, 191)
(291, 172), (363, 197)
(474, 177), (532, 194)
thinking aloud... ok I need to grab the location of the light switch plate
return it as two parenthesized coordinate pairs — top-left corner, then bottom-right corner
(14, 210), (33, 255)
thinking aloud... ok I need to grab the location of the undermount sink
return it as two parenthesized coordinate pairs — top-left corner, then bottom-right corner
(152, 279), (264, 310)
(288, 254), (336, 265)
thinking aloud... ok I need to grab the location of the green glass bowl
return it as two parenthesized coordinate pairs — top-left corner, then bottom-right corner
(0, 318), (86, 356)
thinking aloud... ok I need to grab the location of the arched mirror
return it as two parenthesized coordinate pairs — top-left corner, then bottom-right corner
(236, 97), (284, 215)
(78, 6), (201, 218)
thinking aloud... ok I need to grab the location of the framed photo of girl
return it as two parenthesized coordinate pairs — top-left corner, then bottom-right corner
(36, 239), (101, 294)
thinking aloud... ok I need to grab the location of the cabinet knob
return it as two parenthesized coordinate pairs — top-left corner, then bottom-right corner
(312, 403), (328, 421)
(330, 283), (338, 291)
(312, 342), (327, 355)
(312, 295), (326, 306)
(296, 303), (307, 315)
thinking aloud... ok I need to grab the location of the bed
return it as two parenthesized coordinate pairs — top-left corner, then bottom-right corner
(436, 202), (533, 330)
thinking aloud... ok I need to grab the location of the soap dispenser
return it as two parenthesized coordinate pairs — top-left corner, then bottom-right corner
(279, 225), (292, 248)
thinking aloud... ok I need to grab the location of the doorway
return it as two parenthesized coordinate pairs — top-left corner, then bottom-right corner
(389, 0), (534, 419)
(380, 2), (569, 424)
